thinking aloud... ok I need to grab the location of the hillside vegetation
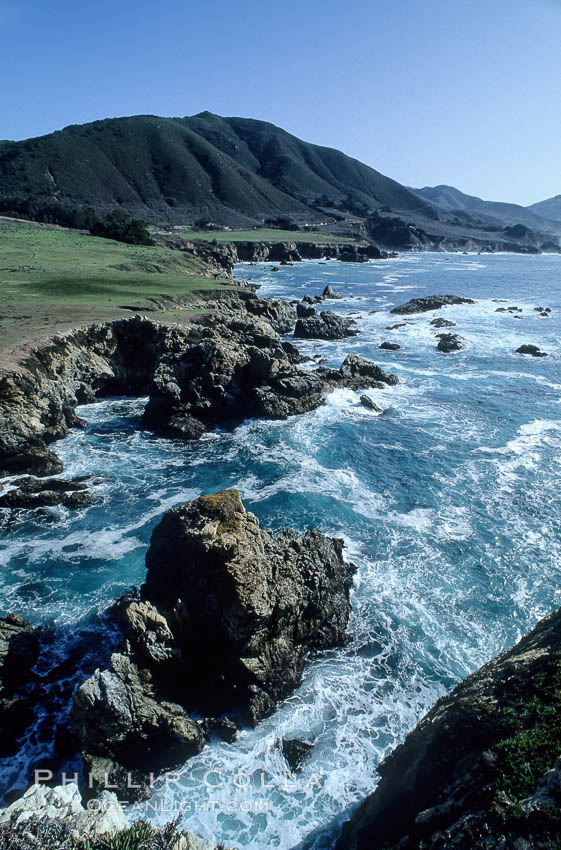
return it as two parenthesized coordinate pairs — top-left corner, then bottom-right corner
(0, 113), (432, 225)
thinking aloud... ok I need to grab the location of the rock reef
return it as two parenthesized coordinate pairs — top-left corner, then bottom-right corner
(391, 295), (475, 315)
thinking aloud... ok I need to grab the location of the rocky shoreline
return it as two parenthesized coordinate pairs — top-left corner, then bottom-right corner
(0, 276), (559, 849)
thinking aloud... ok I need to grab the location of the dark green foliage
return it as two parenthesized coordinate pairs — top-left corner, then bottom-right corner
(264, 216), (299, 230)
(0, 195), (98, 229)
(494, 669), (561, 800)
(0, 113), (432, 223)
(90, 211), (153, 245)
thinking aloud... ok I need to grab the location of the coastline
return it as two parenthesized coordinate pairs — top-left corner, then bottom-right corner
(0, 253), (556, 848)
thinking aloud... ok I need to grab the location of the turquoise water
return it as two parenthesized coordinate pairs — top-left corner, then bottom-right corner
(1, 253), (561, 847)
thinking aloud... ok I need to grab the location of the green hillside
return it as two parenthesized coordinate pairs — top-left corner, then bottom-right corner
(0, 113), (432, 225)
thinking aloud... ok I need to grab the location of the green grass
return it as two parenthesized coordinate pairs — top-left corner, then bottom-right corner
(172, 227), (358, 244)
(0, 219), (231, 357)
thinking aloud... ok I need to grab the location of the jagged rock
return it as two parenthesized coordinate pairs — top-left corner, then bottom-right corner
(378, 342), (401, 351)
(72, 490), (356, 788)
(142, 489), (356, 725)
(294, 311), (359, 340)
(385, 322), (408, 330)
(390, 295), (475, 315)
(282, 738), (313, 772)
(296, 302), (316, 318)
(360, 395), (383, 412)
(429, 318), (456, 328)
(322, 285), (341, 299)
(436, 333), (466, 353)
(336, 606), (561, 850)
(0, 477), (90, 510)
(516, 344), (547, 357)
(0, 614), (40, 757)
(72, 651), (205, 796)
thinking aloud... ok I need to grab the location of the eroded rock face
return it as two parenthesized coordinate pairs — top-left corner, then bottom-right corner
(337, 606), (561, 850)
(72, 490), (355, 787)
(0, 614), (40, 756)
(294, 311), (359, 340)
(391, 295), (475, 315)
(143, 489), (356, 723)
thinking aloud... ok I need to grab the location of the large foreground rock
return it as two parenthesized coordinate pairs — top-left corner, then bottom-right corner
(391, 295), (475, 315)
(72, 490), (355, 789)
(337, 606), (561, 849)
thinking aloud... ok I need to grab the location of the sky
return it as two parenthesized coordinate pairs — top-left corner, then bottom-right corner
(1, 0), (559, 206)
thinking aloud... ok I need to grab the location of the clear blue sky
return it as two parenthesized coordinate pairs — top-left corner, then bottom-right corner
(1, 0), (559, 206)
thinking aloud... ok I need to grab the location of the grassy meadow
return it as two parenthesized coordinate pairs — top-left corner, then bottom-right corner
(175, 227), (357, 244)
(0, 219), (232, 360)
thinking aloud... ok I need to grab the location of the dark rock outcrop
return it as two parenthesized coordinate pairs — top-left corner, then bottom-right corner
(337, 606), (561, 850)
(72, 490), (356, 789)
(378, 342), (401, 351)
(430, 318), (456, 328)
(436, 333), (467, 353)
(516, 344), (547, 357)
(0, 614), (40, 756)
(296, 302), (316, 319)
(0, 290), (398, 477)
(391, 295), (475, 315)
(0, 477), (91, 510)
(322, 285), (341, 299)
(360, 395), (383, 412)
(294, 311), (359, 340)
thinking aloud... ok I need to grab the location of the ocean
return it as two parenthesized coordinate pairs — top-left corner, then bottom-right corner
(1, 252), (560, 848)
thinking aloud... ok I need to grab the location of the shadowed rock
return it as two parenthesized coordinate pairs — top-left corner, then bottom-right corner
(336, 606), (561, 850)
(294, 310), (359, 340)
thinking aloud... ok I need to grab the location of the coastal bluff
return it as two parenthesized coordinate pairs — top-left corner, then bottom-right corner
(337, 606), (561, 849)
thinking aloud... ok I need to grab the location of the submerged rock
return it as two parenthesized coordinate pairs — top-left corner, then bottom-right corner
(336, 606), (561, 850)
(516, 344), (547, 357)
(72, 490), (355, 788)
(294, 310), (359, 340)
(282, 738), (313, 772)
(0, 477), (90, 510)
(435, 333), (466, 353)
(429, 317), (456, 328)
(390, 295), (475, 315)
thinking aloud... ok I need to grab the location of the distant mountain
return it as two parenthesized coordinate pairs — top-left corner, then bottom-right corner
(527, 194), (561, 222)
(411, 184), (560, 234)
(0, 113), (433, 225)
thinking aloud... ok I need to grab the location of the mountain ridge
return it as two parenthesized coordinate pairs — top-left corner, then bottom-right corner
(0, 112), (433, 226)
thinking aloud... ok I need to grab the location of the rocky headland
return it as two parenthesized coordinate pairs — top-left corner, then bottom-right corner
(0, 288), (398, 481)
